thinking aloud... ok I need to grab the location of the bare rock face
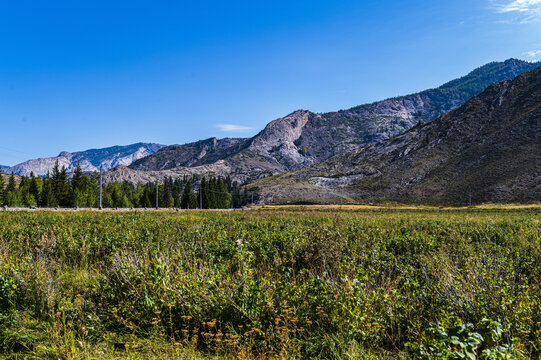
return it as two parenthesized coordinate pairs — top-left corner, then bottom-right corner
(129, 137), (247, 170)
(103, 161), (235, 185)
(61, 58), (541, 188)
(253, 67), (541, 204)
(6, 143), (164, 176)
(247, 110), (314, 167)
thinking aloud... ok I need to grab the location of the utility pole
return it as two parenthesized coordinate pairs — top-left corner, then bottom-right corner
(156, 181), (159, 209)
(99, 166), (102, 210)
(251, 192), (254, 207)
(469, 191), (472, 207)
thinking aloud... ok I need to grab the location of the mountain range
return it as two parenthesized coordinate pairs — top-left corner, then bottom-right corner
(253, 66), (541, 203)
(4, 58), (541, 204)
(106, 58), (541, 185)
(6, 143), (164, 176)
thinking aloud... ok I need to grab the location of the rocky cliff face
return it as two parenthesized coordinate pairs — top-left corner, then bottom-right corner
(251, 58), (541, 170)
(129, 137), (246, 170)
(7, 143), (164, 176)
(247, 110), (314, 168)
(98, 59), (541, 188)
(123, 58), (541, 182)
(253, 67), (541, 204)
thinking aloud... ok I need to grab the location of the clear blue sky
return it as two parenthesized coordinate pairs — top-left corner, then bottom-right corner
(1, 0), (540, 165)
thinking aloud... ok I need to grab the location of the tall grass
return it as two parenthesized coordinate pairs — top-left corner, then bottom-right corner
(0, 209), (539, 358)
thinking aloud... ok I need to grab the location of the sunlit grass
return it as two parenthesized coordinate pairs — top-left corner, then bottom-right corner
(0, 208), (538, 358)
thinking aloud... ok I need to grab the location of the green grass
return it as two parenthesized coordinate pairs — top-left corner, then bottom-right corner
(0, 208), (539, 359)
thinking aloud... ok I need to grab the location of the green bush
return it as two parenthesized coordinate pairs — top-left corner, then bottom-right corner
(408, 316), (522, 359)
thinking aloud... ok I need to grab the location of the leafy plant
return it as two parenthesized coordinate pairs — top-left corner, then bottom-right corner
(0, 208), (537, 358)
(408, 316), (522, 359)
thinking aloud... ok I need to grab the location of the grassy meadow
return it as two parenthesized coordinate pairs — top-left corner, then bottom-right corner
(0, 206), (539, 359)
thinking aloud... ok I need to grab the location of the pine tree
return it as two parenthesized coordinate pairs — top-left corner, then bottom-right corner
(90, 172), (101, 208)
(232, 186), (240, 208)
(181, 180), (193, 209)
(60, 166), (71, 206)
(72, 163), (83, 191)
(217, 177), (231, 208)
(201, 178), (208, 209)
(28, 172), (40, 202)
(40, 173), (57, 207)
(51, 161), (61, 205)
(51, 161), (70, 207)
(141, 184), (153, 208)
(162, 178), (173, 208)
(172, 178), (182, 207)
(0, 169), (4, 205)
(121, 180), (137, 207)
(208, 176), (217, 209)
(6, 173), (16, 193)
(134, 183), (145, 208)
(38, 173), (47, 207)
(71, 163), (84, 206)
(4, 172), (18, 206)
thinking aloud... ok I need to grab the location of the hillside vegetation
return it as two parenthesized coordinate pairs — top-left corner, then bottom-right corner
(0, 208), (538, 359)
(111, 59), (541, 185)
(253, 65), (541, 204)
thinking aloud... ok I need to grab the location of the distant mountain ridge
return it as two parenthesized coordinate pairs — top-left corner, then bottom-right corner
(7, 143), (165, 176)
(119, 58), (541, 184)
(253, 66), (541, 203)
(129, 137), (247, 170)
(8, 58), (540, 191)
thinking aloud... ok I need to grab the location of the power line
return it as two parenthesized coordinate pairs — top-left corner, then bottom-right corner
(0, 145), (39, 158)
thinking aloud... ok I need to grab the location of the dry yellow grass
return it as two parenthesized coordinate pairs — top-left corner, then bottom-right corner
(255, 202), (541, 212)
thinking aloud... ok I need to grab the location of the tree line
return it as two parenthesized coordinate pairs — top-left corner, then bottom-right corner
(0, 161), (252, 209)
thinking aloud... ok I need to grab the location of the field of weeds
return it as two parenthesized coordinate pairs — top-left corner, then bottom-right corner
(0, 208), (539, 359)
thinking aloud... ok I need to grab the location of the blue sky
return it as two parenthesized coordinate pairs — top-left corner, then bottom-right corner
(1, 0), (540, 165)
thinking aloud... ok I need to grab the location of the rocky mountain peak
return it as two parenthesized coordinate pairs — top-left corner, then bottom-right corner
(7, 143), (165, 176)
(129, 137), (248, 171)
(250, 110), (310, 148)
(253, 66), (541, 204)
(56, 58), (541, 190)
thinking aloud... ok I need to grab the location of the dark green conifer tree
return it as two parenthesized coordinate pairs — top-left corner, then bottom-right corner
(72, 163), (83, 190)
(200, 177), (208, 209)
(208, 176), (217, 208)
(6, 172), (16, 193)
(161, 178), (173, 208)
(71, 163), (84, 206)
(28, 172), (40, 201)
(89, 172), (101, 208)
(51, 161), (70, 206)
(60, 166), (71, 206)
(217, 177), (231, 208)
(172, 178), (182, 208)
(40, 172), (57, 207)
(181, 180), (198, 209)
(141, 184), (153, 208)
(0, 169), (5, 205)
